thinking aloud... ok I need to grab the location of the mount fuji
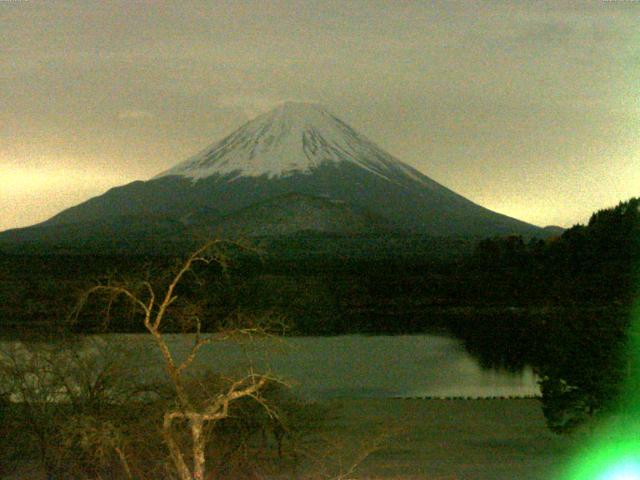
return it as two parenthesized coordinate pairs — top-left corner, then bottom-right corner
(1, 102), (542, 251)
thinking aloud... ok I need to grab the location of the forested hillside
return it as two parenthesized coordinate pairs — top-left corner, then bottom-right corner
(1, 198), (638, 433)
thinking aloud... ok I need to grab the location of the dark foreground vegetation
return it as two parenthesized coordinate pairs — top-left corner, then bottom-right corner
(0, 244), (366, 480)
(0, 337), (335, 479)
(0, 196), (638, 477)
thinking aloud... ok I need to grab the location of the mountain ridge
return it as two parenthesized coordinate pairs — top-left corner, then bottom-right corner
(0, 102), (544, 250)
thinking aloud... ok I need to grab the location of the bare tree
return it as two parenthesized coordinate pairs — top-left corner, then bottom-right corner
(74, 240), (282, 480)
(0, 336), (152, 479)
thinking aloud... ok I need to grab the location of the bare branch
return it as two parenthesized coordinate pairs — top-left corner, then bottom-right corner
(154, 241), (218, 330)
(68, 239), (282, 480)
(176, 336), (214, 374)
(82, 285), (150, 319)
(142, 280), (155, 313)
(163, 411), (192, 480)
(202, 372), (275, 421)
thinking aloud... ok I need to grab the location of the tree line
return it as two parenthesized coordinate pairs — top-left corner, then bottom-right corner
(1, 197), (638, 435)
(459, 197), (639, 432)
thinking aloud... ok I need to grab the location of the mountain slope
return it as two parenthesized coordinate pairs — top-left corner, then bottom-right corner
(1, 102), (543, 249)
(210, 192), (392, 237)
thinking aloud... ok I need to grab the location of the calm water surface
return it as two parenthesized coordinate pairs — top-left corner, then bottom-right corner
(90, 333), (540, 399)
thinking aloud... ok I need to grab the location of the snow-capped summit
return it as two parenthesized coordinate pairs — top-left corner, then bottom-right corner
(0, 102), (544, 247)
(155, 102), (428, 185)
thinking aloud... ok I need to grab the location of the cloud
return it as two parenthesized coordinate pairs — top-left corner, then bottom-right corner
(215, 94), (314, 119)
(117, 110), (155, 120)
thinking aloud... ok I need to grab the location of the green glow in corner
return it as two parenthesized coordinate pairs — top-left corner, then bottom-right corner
(560, 298), (640, 480)
(598, 460), (640, 480)
(562, 437), (640, 480)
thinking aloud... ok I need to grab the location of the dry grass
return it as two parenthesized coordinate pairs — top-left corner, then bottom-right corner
(2, 397), (579, 480)
(293, 398), (577, 480)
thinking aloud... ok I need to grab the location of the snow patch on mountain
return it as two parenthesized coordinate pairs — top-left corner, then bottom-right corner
(154, 102), (429, 186)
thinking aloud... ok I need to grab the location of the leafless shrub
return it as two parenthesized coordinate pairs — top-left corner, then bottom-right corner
(0, 336), (164, 479)
(71, 240), (291, 480)
(1, 240), (394, 480)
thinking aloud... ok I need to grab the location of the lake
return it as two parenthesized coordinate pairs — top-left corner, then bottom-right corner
(1, 333), (539, 400)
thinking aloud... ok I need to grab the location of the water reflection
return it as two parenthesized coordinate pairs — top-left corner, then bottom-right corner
(124, 333), (540, 399)
(0, 333), (540, 400)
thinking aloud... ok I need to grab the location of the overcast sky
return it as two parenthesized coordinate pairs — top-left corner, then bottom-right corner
(1, 0), (638, 231)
